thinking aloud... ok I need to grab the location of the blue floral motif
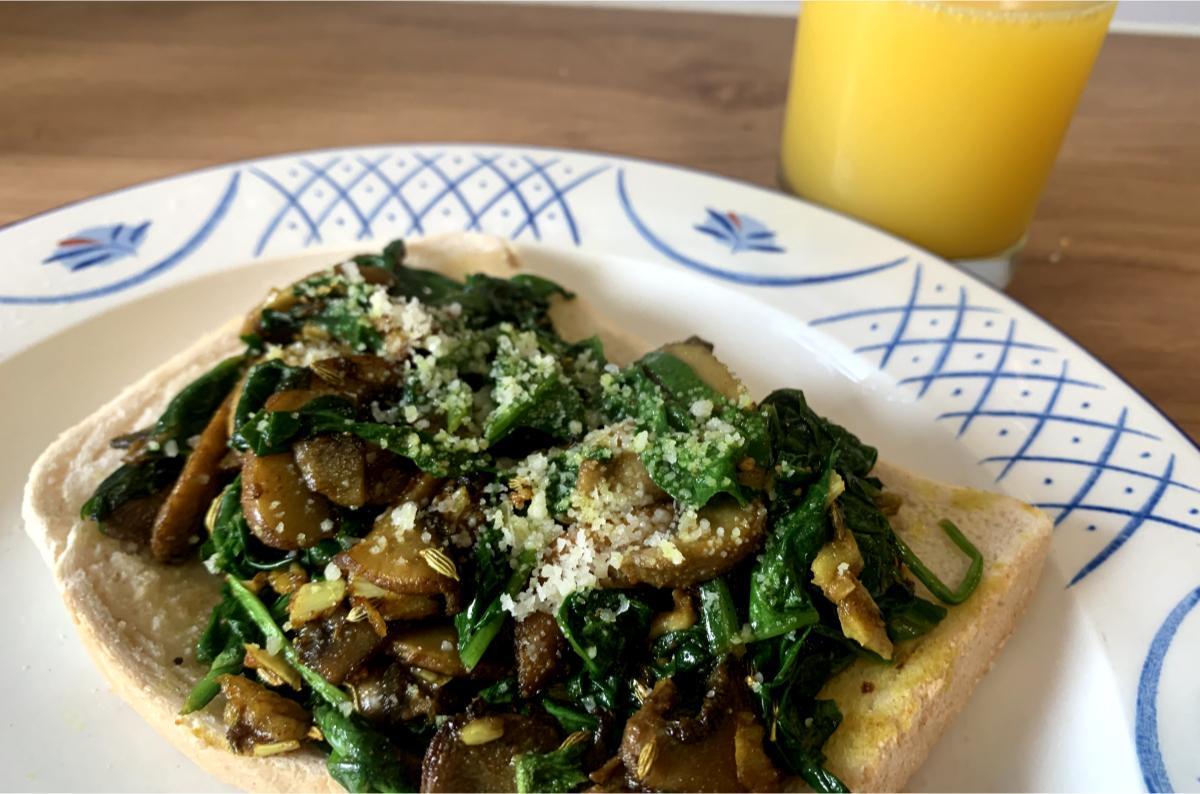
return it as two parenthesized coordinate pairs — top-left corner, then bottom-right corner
(694, 208), (784, 254)
(42, 221), (150, 272)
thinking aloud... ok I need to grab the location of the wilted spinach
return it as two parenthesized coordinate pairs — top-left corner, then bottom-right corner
(181, 584), (261, 714)
(557, 589), (652, 716)
(229, 359), (308, 450)
(455, 529), (536, 671)
(152, 355), (246, 447)
(83, 355), (245, 528)
(235, 394), (488, 477)
(748, 462), (834, 641)
(604, 349), (768, 508)
(314, 704), (412, 793)
(514, 739), (589, 794)
(80, 456), (183, 526)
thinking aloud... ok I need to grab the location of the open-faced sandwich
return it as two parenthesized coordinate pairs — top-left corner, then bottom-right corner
(24, 233), (1052, 792)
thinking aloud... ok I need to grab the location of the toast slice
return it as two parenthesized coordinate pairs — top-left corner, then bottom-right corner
(820, 461), (1051, 791)
(23, 233), (1051, 792)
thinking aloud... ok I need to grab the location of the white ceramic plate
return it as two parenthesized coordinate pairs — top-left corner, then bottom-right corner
(2, 145), (1196, 792)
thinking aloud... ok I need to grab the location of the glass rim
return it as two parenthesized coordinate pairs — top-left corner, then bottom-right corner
(906, 0), (1116, 23)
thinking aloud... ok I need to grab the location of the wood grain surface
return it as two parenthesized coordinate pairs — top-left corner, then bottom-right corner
(1, 2), (1197, 439)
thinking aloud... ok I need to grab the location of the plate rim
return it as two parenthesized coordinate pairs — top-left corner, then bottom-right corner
(3, 142), (1197, 792)
(2, 141), (1193, 461)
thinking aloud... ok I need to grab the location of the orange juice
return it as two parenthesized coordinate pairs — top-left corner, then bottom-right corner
(780, 1), (1114, 259)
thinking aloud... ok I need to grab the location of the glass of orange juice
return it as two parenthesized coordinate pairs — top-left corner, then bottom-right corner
(780, 0), (1115, 287)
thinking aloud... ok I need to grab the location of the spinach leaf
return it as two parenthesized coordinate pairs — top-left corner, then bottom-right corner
(762, 388), (876, 488)
(230, 360), (308, 450)
(564, 667), (622, 716)
(514, 739), (589, 794)
(542, 699), (599, 732)
(181, 636), (243, 714)
(557, 590), (652, 678)
(878, 586), (947, 643)
(301, 521), (368, 572)
(456, 273), (571, 331)
(153, 355), (246, 447)
(747, 630), (852, 794)
(236, 394), (489, 477)
(698, 577), (739, 658)
(557, 589), (652, 717)
(385, 249), (572, 332)
(83, 355), (245, 528)
(80, 456), (183, 524)
(485, 328), (586, 444)
(255, 270), (383, 351)
(314, 295), (383, 354)
(391, 264), (464, 306)
(604, 350), (768, 508)
(478, 677), (519, 705)
(775, 698), (849, 794)
(183, 585), (260, 714)
(314, 704), (412, 793)
(455, 531), (535, 672)
(544, 444), (614, 519)
(351, 238), (408, 276)
(836, 476), (907, 599)
(748, 463), (836, 641)
(650, 627), (711, 679)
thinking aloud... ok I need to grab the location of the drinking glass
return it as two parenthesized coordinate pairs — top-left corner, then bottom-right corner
(780, 0), (1116, 287)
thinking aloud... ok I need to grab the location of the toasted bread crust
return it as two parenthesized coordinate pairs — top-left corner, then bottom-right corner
(820, 461), (1051, 791)
(23, 233), (1051, 792)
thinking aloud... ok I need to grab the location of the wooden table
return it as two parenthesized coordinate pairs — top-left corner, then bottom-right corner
(2, 2), (1197, 440)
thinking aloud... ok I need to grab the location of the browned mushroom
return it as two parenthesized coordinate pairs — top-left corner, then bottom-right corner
(649, 590), (698, 640)
(575, 451), (667, 508)
(311, 355), (403, 402)
(98, 490), (170, 543)
(241, 450), (337, 550)
(349, 578), (442, 621)
(619, 664), (775, 793)
(811, 500), (893, 660)
(600, 497), (768, 589)
(263, 387), (336, 413)
(733, 712), (780, 792)
(218, 674), (310, 756)
(293, 604), (386, 684)
(294, 434), (368, 508)
(515, 611), (565, 697)
(335, 504), (460, 597)
(388, 623), (468, 677)
(421, 713), (561, 793)
(348, 660), (446, 725)
(150, 395), (235, 562)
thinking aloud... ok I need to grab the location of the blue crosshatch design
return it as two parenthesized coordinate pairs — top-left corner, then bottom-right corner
(250, 152), (608, 256)
(810, 261), (1200, 588)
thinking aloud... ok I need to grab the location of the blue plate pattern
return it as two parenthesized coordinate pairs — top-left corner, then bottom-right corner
(1, 144), (1196, 791)
(43, 221), (150, 271)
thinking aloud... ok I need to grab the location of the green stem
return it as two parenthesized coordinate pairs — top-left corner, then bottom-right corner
(896, 519), (983, 605)
(180, 639), (243, 714)
(225, 575), (351, 708)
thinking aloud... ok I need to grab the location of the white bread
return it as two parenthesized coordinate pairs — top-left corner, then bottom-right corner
(820, 461), (1051, 791)
(23, 233), (1051, 792)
